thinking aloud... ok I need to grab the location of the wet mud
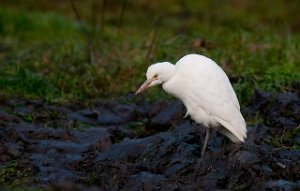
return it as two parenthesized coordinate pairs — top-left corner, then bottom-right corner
(0, 89), (299, 190)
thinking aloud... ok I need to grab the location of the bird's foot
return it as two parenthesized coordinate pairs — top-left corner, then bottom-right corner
(183, 111), (189, 118)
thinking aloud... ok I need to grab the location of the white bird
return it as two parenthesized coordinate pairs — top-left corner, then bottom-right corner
(135, 54), (247, 156)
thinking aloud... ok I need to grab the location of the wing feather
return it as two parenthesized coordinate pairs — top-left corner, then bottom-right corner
(173, 54), (247, 142)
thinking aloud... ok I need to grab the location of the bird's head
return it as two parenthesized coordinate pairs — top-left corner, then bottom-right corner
(135, 62), (175, 95)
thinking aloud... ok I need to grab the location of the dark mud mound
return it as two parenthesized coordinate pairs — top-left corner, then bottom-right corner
(0, 90), (299, 190)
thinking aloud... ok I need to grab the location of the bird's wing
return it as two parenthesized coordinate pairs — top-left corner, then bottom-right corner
(176, 59), (246, 142)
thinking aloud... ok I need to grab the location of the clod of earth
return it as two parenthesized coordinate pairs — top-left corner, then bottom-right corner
(0, 89), (299, 190)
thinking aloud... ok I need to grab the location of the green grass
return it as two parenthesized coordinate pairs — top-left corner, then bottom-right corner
(271, 127), (300, 150)
(0, 160), (35, 187)
(1, 187), (46, 191)
(0, 1), (299, 104)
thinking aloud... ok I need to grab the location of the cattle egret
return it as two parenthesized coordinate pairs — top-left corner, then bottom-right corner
(135, 54), (247, 156)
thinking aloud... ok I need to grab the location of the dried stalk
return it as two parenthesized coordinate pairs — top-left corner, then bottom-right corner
(98, 0), (107, 55)
(146, 17), (161, 60)
(70, 0), (95, 64)
(117, 0), (126, 35)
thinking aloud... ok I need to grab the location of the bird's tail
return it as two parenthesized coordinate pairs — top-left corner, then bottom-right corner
(216, 112), (247, 143)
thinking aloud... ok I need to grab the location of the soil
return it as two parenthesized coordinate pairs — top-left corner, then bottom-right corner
(0, 89), (299, 190)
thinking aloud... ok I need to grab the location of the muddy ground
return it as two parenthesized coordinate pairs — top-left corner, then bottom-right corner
(0, 89), (299, 191)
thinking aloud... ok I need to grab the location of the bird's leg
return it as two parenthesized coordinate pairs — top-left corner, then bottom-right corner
(201, 127), (211, 157)
(183, 111), (189, 118)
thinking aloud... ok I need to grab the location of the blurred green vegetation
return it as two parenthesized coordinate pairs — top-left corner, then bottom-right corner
(0, 0), (299, 103)
(271, 127), (300, 150)
(0, 160), (35, 188)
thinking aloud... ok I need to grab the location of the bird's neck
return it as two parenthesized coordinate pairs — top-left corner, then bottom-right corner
(161, 62), (176, 83)
(161, 63), (176, 96)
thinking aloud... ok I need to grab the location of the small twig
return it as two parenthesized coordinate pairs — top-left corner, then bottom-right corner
(91, 0), (97, 37)
(117, 0), (127, 35)
(70, 0), (95, 64)
(146, 29), (157, 60)
(70, 0), (81, 23)
(146, 17), (161, 60)
(99, 0), (107, 55)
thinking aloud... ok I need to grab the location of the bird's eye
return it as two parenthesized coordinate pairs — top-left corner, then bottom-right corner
(153, 74), (158, 78)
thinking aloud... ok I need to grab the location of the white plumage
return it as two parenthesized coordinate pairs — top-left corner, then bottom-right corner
(135, 54), (247, 156)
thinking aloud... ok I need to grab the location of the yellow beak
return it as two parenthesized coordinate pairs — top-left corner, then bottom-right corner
(135, 77), (156, 95)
